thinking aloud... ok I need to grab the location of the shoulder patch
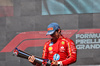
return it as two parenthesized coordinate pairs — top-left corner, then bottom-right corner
(61, 41), (65, 45)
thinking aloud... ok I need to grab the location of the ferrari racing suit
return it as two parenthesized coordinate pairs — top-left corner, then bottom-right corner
(42, 36), (77, 66)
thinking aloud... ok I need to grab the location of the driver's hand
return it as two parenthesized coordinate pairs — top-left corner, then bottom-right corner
(28, 55), (35, 63)
(51, 60), (58, 66)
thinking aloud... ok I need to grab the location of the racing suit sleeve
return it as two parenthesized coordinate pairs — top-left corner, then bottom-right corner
(42, 42), (49, 59)
(62, 39), (77, 65)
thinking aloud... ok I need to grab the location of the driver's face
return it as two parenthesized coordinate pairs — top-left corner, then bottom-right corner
(50, 30), (59, 40)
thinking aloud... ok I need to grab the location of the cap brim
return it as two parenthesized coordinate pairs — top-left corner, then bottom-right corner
(46, 30), (55, 36)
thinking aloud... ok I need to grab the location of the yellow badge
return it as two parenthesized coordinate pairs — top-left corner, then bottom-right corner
(49, 47), (53, 51)
(62, 41), (65, 45)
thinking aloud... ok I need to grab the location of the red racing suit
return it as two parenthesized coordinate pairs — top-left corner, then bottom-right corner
(42, 36), (77, 66)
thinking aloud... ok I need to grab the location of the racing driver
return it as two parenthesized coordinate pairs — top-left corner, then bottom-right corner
(28, 23), (77, 66)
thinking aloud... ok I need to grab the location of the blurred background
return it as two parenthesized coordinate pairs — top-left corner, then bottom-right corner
(0, 0), (100, 66)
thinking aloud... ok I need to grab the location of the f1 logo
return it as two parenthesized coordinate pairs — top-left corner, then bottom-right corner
(0, 30), (78, 52)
